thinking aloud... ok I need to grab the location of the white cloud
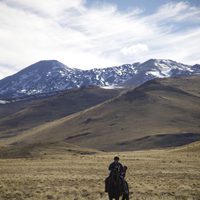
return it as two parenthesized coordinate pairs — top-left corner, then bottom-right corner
(150, 1), (200, 22)
(121, 44), (149, 56)
(0, 0), (200, 79)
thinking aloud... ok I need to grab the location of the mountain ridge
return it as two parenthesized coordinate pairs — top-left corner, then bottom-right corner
(0, 59), (199, 99)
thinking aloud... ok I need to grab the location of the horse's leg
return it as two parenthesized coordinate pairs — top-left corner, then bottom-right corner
(121, 193), (129, 200)
(108, 193), (112, 200)
(126, 194), (129, 200)
(114, 196), (120, 200)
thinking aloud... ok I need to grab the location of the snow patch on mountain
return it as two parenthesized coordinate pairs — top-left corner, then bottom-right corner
(0, 100), (10, 104)
(101, 85), (123, 89)
(0, 59), (199, 99)
(146, 70), (165, 78)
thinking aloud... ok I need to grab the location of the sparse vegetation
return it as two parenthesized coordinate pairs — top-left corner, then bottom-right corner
(0, 142), (200, 200)
(0, 76), (200, 199)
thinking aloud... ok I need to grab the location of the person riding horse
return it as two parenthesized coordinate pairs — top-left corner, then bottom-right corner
(105, 156), (123, 192)
(105, 156), (129, 199)
(105, 156), (123, 200)
(105, 156), (127, 190)
(109, 156), (124, 176)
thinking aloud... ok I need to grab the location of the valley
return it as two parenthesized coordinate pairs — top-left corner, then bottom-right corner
(1, 1), (200, 199)
(0, 65), (200, 200)
(1, 76), (199, 151)
(0, 74), (199, 200)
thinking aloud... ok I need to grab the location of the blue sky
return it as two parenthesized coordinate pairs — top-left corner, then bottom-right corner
(0, 0), (200, 79)
(87, 0), (200, 14)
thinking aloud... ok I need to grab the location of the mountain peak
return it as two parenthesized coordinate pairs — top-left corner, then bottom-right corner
(0, 59), (199, 99)
(36, 59), (62, 66)
(37, 59), (60, 63)
(24, 60), (69, 72)
(144, 58), (174, 64)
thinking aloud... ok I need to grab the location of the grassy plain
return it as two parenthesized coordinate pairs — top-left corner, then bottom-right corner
(0, 142), (200, 200)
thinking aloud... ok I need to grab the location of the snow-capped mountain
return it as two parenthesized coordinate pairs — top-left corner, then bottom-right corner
(0, 60), (81, 99)
(0, 59), (199, 99)
(124, 59), (199, 86)
(0, 60), (139, 99)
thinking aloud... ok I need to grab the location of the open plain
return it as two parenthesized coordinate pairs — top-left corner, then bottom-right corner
(0, 141), (200, 200)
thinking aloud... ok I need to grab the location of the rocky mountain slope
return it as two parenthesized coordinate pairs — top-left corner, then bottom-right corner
(0, 59), (199, 99)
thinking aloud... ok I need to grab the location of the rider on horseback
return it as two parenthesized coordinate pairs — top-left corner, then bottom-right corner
(109, 156), (124, 176)
(105, 156), (125, 193)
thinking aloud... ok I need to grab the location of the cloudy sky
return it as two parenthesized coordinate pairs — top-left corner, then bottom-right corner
(0, 0), (200, 79)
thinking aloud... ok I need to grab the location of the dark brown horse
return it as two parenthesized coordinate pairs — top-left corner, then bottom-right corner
(122, 181), (129, 200)
(107, 168), (124, 200)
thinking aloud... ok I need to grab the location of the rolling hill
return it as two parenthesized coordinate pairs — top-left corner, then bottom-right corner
(0, 86), (122, 140)
(1, 76), (199, 151)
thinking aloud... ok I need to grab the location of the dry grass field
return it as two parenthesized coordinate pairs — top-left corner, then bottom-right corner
(0, 142), (200, 200)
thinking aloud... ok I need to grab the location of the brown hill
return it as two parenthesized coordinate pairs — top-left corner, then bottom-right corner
(0, 87), (121, 139)
(171, 140), (200, 153)
(1, 76), (200, 151)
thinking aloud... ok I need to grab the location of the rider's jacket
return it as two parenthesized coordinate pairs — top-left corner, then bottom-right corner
(108, 162), (123, 176)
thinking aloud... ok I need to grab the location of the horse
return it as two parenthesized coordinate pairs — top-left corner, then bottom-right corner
(107, 168), (124, 200)
(122, 181), (129, 200)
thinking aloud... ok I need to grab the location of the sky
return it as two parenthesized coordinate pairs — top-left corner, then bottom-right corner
(0, 0), (200, 79)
